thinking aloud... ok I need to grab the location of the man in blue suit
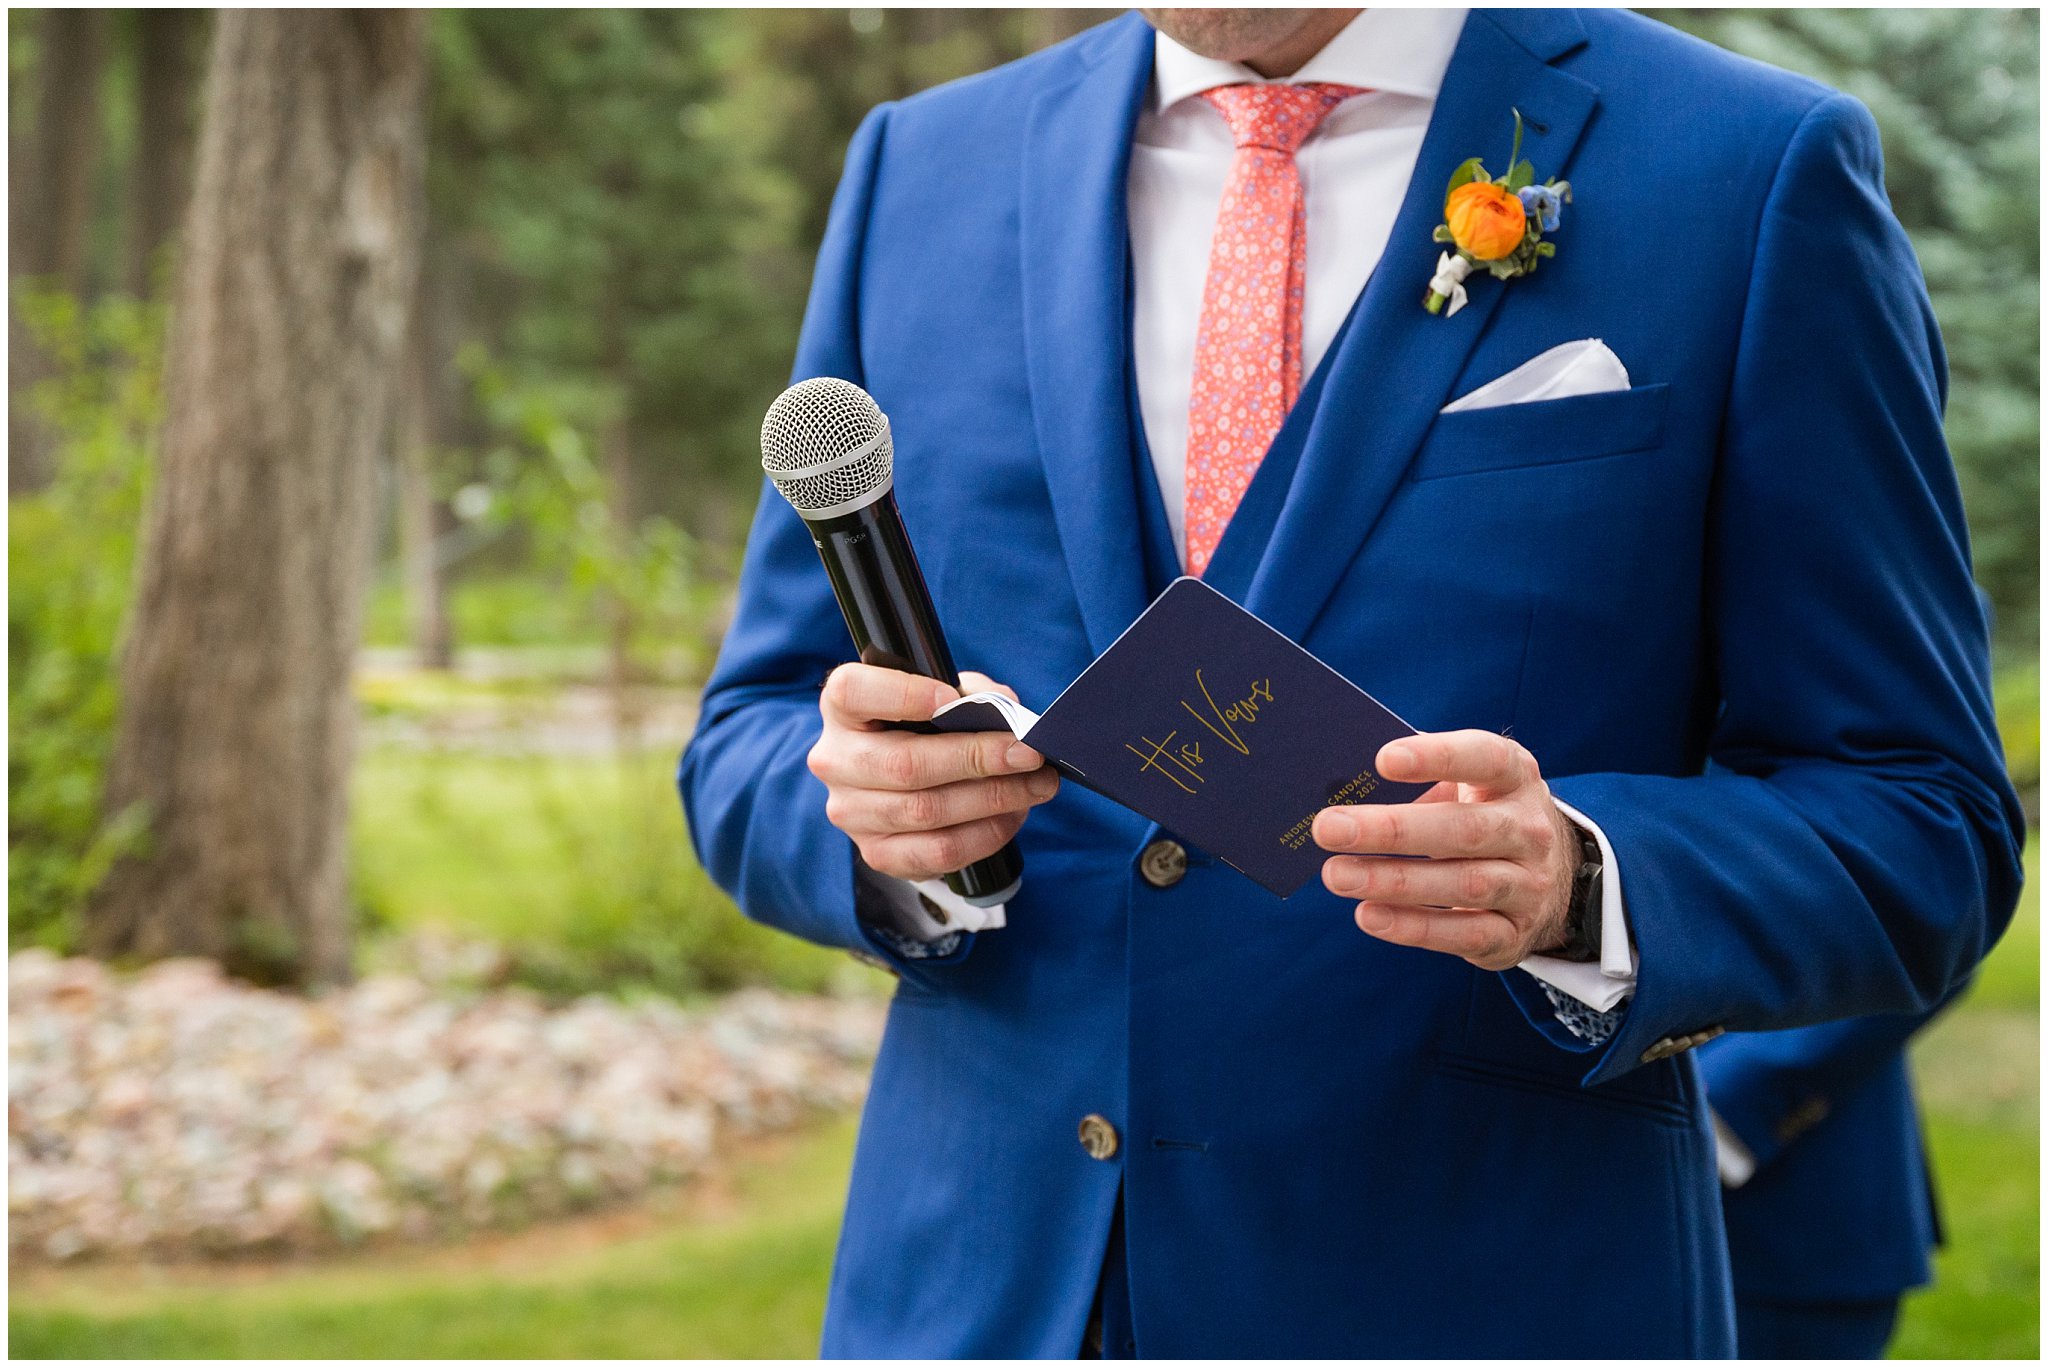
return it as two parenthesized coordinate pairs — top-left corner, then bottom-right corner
(680, 9), (2022, 1356)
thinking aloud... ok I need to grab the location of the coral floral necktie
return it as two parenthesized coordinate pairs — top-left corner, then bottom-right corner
(1183, 82), (1364, 577)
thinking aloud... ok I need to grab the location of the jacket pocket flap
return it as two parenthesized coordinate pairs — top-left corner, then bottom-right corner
(1413, 383), (1671, 481)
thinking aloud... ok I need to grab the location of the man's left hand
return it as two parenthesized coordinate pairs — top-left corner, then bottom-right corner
(1311, 730), (1579, 971)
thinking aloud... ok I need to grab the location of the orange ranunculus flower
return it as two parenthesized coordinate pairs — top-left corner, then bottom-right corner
(1444, 181), (1527, 262)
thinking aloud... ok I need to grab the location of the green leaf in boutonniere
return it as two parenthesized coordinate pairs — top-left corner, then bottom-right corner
(1444, 157), (1484, 198)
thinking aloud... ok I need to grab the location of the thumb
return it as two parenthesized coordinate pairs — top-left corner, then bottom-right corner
(958, 670), (1020, 703)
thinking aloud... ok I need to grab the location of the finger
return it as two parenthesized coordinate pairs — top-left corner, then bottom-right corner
(827, 769), (1059, 836)
(1321, 854), (1536, 915)
(1377, 730), (1534, 797)
(812, 727), (1043, 791)
(958, 671), (1020, 703)
(1312, 800), (1550, 861)
(821, 663), (959, 728)
(1352, 902), (1524, 970)
(863, 812), (1027, 882)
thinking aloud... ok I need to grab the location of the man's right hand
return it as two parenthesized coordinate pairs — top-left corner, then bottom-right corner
(808, 663), (1058, 882)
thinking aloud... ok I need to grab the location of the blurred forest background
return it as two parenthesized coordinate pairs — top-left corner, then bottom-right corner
(7, 8), (2039, 1358)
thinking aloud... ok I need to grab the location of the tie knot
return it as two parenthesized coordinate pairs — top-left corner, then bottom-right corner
(1199, 82), (1365, 154)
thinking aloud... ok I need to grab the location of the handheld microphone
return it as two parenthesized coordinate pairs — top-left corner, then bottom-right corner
(760, 377), (1024, 907)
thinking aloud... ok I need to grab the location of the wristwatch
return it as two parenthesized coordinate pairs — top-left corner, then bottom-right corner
(1549, 818), (1605, 964)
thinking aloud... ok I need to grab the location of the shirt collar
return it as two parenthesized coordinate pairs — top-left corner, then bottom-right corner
(1151, 8), (1469, 111)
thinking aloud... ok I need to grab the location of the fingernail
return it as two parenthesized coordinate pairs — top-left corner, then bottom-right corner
(1356, 903), (1394, 934)
(1379, 743), (1415, 776)
(1006, 743), (1039, 771)
(1029, 769), (1059, 799)
(1318, 811), (1358, 846)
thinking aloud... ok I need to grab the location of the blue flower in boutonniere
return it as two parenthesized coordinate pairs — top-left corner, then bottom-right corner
(1517, 183), (1564, 233)
(1423, 110), (1572, 317)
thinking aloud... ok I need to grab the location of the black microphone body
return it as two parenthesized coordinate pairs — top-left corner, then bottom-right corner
(761, 379), (1024, 908)
(809, 497), (960, 685)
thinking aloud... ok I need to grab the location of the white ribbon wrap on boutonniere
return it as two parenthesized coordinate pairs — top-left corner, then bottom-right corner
(1429, 252), (1473, 317)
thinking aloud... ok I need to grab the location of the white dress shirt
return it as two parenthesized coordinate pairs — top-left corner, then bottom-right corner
(1129, 7), (1466, 556)
(867, 9), (1637, 1018)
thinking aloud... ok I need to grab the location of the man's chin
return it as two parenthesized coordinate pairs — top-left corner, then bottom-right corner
(1139, 7), (1320, 64)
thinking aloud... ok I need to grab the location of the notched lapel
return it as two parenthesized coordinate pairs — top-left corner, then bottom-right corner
(1242, 12), (1601, 645)
(1019, 15), (1157, 660)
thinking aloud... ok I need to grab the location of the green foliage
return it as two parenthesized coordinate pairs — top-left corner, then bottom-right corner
(421, 9), (1110, 525)
(1652, 9), (2041, 660)
(351, 745), (850, 1002)
(1444, 156), (1485, 199)
(1968, 835), (2040, 1013)
(427, 9), (805, 520)
(363, 575), (612, 652)
(7, 288), (161, 952)
(1995, 662), (2039, 807)
(463, 353), (723, 689)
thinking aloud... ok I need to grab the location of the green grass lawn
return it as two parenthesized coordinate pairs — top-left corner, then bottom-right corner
(9, 1120), (859, 1359)
(350, 744), (855, 1000)
(1894, 1109), (2039, 1358)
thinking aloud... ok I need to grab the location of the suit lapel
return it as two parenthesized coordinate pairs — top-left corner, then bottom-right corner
(1019, 14), (1157, 659)
(1242, 10), (1600, 643)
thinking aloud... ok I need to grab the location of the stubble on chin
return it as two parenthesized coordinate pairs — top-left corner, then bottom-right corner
(1138, 8), (1317, 65)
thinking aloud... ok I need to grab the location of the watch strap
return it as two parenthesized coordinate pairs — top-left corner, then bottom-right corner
(1551, 818), (1605, 964)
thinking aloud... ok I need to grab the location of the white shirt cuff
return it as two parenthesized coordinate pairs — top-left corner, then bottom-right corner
(1711, 1108), (1757, 1188)
(1516, 798), (1637, 1012)
(854, 864), (1007, 942)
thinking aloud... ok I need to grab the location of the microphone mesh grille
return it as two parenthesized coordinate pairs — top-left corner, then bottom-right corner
(760, 377), (893, 516)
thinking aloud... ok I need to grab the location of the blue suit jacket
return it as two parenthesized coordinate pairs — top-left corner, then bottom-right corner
(680, 9), (2023, 1356)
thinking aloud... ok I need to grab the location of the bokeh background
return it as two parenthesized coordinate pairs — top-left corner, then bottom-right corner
(7, 8), (2038, 1358)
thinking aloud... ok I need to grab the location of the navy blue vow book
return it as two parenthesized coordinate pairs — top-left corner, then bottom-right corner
(932, 576), (1430, 897)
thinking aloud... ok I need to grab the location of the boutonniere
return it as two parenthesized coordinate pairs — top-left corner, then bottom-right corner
(1423, 111), (1571, 317)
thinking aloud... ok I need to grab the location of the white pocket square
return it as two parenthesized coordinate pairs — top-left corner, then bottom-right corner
(1440, 339), (1631, 413)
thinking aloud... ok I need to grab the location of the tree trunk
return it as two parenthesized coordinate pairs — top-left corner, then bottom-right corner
(88, 11), (427, 987)
(11, 8), (111, 494)
(126, 9), (208, 296)
(25, 8), (109, 289)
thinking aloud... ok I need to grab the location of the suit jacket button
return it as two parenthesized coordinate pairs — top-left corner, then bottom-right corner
(847, 949), (899, 979)
(1775, 1094), (1832, 1145)
(1078, 1114), (1121, 1160)
(1640, 1025), (1725, 1064)
(1139, 840), (1187, 888)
